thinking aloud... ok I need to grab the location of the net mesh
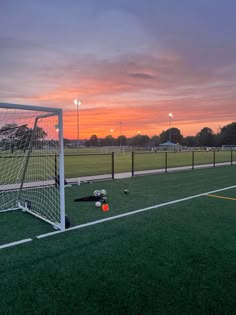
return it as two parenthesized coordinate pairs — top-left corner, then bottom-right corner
(0, 106), (63, 228)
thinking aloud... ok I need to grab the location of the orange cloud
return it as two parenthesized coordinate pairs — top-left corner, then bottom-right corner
(3, 52), (235, 140)
(63, 100), (235, 139)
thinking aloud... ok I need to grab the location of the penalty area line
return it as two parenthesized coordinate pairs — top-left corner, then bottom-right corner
(207, 194), (236, 201)
(37, 184), (236, 240)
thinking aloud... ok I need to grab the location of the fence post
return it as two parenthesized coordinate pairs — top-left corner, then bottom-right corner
(111, 152), (114, 179)
(192, 151), (194, 170)
(213, 150), (216, 167)
(131, 151), (134, 177)
(165, 152), (167, 173)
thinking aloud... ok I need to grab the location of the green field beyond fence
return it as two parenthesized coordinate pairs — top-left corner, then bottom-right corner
(64, 149), (235, 179)
(0, 149), (235, 184)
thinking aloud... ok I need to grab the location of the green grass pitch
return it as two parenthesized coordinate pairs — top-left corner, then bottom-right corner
(0, 166), (235, 314)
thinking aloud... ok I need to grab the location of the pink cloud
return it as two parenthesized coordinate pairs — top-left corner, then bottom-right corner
(2, 52), (235, 139)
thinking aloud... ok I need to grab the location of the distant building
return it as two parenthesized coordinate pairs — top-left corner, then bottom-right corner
(159, 140), (182, 151)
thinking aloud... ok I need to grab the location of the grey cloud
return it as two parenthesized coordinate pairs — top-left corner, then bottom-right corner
(128, 72), (155, 80)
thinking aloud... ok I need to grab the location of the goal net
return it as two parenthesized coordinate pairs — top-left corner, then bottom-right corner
(0, 103), (65, 230)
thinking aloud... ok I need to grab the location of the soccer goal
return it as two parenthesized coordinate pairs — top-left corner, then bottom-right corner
(0, 102), (66, 230)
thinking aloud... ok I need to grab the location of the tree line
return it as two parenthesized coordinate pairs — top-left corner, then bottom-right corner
(2, 122), (235, 150)
(80, 122), (236, 148)
(0, 123), (47, 152)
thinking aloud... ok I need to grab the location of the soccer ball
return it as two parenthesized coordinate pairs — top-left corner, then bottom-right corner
(95, 201), (101, 207)
(101, 197), (108, 203)
(100, 189), (107, 196)
(124, 189), (129, 195)
(93, 190), (101, 197)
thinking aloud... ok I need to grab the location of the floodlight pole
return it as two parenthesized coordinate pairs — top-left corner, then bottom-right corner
(74, 100), (81, 147)
(110, 129), (114, 146)
(168, 113), (173, 142)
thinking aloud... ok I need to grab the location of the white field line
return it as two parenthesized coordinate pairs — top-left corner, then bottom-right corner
(37, 184), (236, 239)
(0, 238), (32, 250)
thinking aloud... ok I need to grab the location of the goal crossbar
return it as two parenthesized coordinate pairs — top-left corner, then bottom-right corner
(0, 102), (62, 114)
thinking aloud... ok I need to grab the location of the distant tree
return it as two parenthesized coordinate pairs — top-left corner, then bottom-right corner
(34, 126), (47, 140)
(23, 126), (47, 149)
(0, 123), (47, 151)
(130, 134), (150, 147)
(213, 133), (222, 147)
(0, 123), (18, 151)
(160, 130), (168, 143)
(103, 135), (115, 146)
(196, 127), (214, 147)
(87, 134), (99, 146)
(116, 135), (127, 146)
(160, 128), (183, 144)
(182, 136), (197, 147)
(219, 122), (236, 145)
(151, 135), (160, 147)
(171, 128), (184, 144)
(0, 123), (19, 141)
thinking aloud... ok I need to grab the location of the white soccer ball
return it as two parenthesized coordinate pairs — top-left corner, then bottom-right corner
(95, 201), (101, 207)
(93, 190), (101, 197)
(100, 189), (107, 196)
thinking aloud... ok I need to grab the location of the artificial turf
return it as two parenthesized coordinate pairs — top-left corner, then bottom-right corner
(1, 166), (236, 244)
(0, 166), (235, 314)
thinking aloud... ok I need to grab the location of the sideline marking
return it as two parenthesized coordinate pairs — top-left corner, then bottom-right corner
(0, 238), (32, 250)
(37, 184), (236, 239)
(207, 194), (236, 201)
(2, 186), (236, 249)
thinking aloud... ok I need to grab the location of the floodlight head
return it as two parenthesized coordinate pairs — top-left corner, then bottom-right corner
(168, 113), (173, 118)
(74, 99), (81, 106)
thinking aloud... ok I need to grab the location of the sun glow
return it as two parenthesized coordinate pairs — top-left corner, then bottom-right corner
(62, 106), (233, 139)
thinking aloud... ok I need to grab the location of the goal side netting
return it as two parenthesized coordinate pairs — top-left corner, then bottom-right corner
(0, 103), (65, 230)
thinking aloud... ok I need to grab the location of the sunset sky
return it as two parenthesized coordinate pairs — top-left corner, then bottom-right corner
(1, 0), (236, 139)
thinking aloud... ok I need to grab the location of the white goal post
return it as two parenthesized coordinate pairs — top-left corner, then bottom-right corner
(0, 102), (66, 230)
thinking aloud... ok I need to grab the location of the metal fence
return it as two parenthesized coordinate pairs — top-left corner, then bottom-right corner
(1, 150), (235, 185)
(63, 150), (236, 181)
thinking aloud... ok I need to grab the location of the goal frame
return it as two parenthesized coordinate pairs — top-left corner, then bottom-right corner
(0, 102), (66, 230)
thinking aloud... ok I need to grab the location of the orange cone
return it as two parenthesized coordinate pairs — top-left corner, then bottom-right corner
(102, 203), (110, 211)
